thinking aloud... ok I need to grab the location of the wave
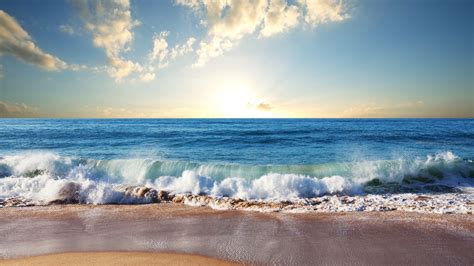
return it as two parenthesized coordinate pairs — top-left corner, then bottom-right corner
(0, 151), (473, 204)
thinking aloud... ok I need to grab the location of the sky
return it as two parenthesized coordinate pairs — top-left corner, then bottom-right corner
(0, 0), (472, 118)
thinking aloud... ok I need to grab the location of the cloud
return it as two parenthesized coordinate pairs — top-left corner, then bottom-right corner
(73, 0), (141, 81)
(193, 0), (267, 67)
(177, 0), (350, 67)
(175, 0), (201, 9)
(107, 57), (142, 81)
(246, 100), (273, 112)
(256, 101), (273, 111)
(298, 0), (349, 26)
(170, 37), (196, 59)
(60, 0), (349, 80)
(72, 0), (200, 83)
(59, 24), (75, 35)
(149, 32), (196, 68)
(194, 37), (234, 67)
(207, 0), (268, 40)
(0, 10), (67, 71)
(149, 31), (170, 68)
(139, 72), (155, 82)
(0, 100), (38, 118)
(0, 64), (3, 79)
(260, 0), (300, 38)
(72, 1), (198, 82)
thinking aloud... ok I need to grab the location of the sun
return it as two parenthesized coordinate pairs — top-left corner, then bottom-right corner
(213, 86), (273, 118)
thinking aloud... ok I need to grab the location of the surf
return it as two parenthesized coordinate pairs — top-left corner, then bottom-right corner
(0, 151), (472, 204)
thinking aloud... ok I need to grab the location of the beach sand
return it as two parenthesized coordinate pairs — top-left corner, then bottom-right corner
(0, 203), (472, 265)
(0, 252), (236, 265)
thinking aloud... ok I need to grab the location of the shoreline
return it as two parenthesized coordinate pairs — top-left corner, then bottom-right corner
(0, 204), (472, 264)
(2, 184), (472, 214)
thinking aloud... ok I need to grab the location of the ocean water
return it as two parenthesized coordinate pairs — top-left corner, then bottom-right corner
(0, 118), (473, 204)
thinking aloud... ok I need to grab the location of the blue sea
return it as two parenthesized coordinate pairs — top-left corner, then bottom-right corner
(0, 119), (473, 203)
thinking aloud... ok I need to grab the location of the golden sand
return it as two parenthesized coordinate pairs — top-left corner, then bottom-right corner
(1, 252), (239, 266)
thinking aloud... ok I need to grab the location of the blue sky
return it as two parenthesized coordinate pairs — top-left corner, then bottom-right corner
(0, 0), (472, 118)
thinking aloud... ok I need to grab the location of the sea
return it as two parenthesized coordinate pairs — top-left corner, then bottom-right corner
(0, 118), (473, 206)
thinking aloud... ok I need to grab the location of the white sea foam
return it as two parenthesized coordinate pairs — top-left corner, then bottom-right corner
(146, 171), (359, 200)
(0, 151), (472, 207)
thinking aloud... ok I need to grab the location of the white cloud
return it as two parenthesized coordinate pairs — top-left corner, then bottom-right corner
(59, 24), (75, 35)
(149, 31), (170, 68)
(64, 0), (350, 80)
(207, 0), (268, 40)
(170, 37), (196, 59)
(67, 63), (92, 71)
(175, 0), (201, 9)
(139, 72), (155, 82)
(0, 10), (67, 71)
(107, 57), (142, 81)
(194, 37), (234, 67)
(0, 100), (38, 118)
(73, 1), (198, 82)
(298, 0), (349, 26)
(178, 0), (350, 67)
(193, 0), (268, 67)
(1, 1), (351, 82)
(149, 33), (196, 69)
(73, 0), (141, 81)
(260, 0), (300, 37)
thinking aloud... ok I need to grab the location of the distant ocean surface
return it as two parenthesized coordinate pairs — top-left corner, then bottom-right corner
(0, 119), (473, 203)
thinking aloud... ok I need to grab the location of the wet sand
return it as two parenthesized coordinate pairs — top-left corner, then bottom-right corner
(0, 203), (473, 265)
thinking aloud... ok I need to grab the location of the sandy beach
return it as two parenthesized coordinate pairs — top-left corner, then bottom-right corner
(0, 252), (236, 266)
(0, 204), (472, 265)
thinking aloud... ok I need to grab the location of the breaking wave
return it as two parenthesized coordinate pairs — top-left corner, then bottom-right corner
(0, 151), (473, 204)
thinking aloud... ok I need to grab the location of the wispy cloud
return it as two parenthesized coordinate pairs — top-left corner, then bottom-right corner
(149, 32), (197, 65)
(73, 0), (142, 82)
(194, 37), (235, 67)
(2, 1), (351, 82)
(192, 0), (268, 67)
(170, 37), (196, 59)
(59, 24), (75, 35)
(175, 0), (200, 9)
(149, 31), (170, 68)
(71, 1), (198, 83)
(0, 100), (38, 118)
(0, 10), (67, 71)
(138, 32), (196, 82)
(176, 0), (350, 67)
(139, 72), (155, 82)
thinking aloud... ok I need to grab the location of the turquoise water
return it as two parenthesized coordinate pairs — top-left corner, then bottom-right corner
(0, 119), (473, 202)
